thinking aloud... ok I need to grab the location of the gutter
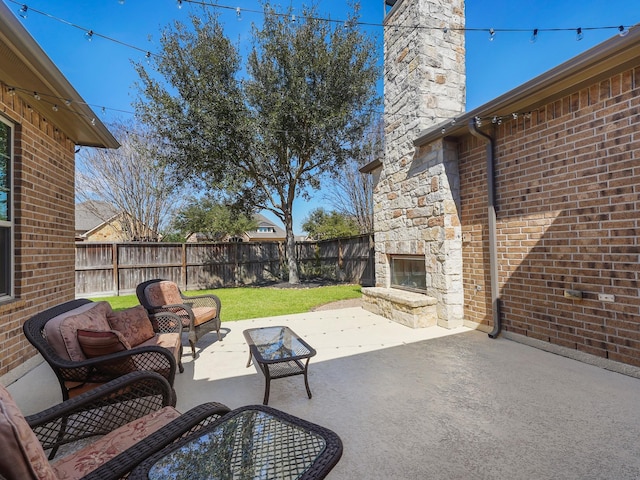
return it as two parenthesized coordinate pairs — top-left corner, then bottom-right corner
(468, 120), (501, 338)
(414, 23), (640, 148)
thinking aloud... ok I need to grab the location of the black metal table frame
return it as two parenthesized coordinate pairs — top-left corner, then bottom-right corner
(129, 404), (343, 480)
(243, 326), (317, 405)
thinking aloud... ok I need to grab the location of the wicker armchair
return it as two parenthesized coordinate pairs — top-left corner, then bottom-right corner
(137, 279), (222, 358)
(1, 371), (231, 480)
(23, 299), (183, 402)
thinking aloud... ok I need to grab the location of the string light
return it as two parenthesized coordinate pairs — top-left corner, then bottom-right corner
(530, 28), (538, 43)
(2, 82), (135, 119)
(7, 0), (634, 66)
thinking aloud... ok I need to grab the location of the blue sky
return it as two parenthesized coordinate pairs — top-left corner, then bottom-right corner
(5, 0), (640, 234)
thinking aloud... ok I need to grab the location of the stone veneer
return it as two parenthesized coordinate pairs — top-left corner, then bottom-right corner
(364, 0), (466, 329)
(362, 287), (437, 328)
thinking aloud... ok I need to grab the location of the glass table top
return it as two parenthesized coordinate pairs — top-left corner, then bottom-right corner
(147, 409), (327, 480)
(244, 326), (315, 362)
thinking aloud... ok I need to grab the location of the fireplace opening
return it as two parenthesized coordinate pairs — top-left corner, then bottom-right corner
(390, 255), (427, 293)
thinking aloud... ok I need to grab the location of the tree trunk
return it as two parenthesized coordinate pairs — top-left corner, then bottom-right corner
(284, 213), (299, 284)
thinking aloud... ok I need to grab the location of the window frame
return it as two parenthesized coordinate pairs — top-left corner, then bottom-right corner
(0, 115), (13, 301)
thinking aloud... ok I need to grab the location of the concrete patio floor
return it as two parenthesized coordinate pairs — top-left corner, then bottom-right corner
(7, 306), (640, 479)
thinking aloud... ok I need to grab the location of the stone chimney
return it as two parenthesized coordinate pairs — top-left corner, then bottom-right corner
(363, 0), (465, 329)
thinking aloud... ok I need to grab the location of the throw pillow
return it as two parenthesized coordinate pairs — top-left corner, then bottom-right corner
(0, 383), (57, 480)
(77, 329), (135, 376)
(107, 305), (155, 347)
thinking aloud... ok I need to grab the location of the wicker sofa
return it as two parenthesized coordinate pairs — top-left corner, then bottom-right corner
(23, 299), (184, 401)
(0, 371), (231, 480)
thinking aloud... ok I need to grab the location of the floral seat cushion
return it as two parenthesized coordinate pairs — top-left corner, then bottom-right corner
(50, 406), (181, 480)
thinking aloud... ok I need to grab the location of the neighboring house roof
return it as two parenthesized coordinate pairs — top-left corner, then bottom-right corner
(187, 213), (287, 243)
(75, 201), (119, 237)
(0, 2), (118, 148)
(412, 24), (640, 147)
(245, 213), (286, 241)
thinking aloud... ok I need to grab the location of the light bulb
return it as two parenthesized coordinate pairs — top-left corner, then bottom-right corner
(489, 28), (495, 41)
(442, 26), (449, 34)
(236, 7), (242, 21)
(65, 99), (72, 106)
(530, 29), (538, 43)
(291, 14), (296, 23)
(475, 116), (482, 127)
(52, 104), (59, 112)
(576, 28), (583, 41)
(19, 5), (28, 18)
(618, 25), (629, 37)
(176, 0), (182, 9)
(85, 30), (94, 42)
(34, 92), (41, 100)
(7, 88), (16, 96)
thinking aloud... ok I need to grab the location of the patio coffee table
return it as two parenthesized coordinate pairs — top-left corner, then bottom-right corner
(129, 405), (343, 480)
(243, 326), (316, 405)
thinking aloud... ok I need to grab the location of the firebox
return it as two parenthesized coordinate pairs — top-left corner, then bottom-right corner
(390, 255), (427, 293)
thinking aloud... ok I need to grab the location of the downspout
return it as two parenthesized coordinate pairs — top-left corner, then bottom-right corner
(468, 119), (501, 338)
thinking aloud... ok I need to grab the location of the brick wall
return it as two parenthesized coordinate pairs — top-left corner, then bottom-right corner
(0, 87), (76, 377)
(459, 67), (640, 365)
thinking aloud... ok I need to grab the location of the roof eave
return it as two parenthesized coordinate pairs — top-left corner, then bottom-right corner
(414, 24), (640, 147)
(0, 2), (119, 149)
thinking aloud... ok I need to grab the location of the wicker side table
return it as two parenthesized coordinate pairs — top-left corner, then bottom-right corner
(243, 326), (317, 405)
(129, 405), (343, 480)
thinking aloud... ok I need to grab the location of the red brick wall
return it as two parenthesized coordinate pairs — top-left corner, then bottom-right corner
(459, 67), (640, 366)
(0, 87), (76, 376)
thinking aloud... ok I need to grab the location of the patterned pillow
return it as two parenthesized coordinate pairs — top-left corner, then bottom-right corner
(55, 301), (113, 362)
(0, 383), (57, 480)
(77, 329), (136, 376)
(107, 305), (155, 347)
(145, 281), (183, 307)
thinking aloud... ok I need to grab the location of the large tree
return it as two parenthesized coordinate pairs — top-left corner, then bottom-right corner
(76, 121), (180, 241)
(134, 4), (379, 283)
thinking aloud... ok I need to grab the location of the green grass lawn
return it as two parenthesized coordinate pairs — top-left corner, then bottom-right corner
(90, 284), (362, 322)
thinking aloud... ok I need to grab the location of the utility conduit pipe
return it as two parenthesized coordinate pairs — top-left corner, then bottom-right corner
(468, 119), (501, 338)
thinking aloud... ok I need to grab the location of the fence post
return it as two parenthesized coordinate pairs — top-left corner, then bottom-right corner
(112, 243), (118, 296)
(181, 243), (187, 291)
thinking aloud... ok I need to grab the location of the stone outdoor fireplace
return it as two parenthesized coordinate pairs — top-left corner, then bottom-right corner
(361, 0), (465, 330)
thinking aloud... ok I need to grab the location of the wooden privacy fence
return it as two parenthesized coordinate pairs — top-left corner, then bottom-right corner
(75, 234), (375, 297)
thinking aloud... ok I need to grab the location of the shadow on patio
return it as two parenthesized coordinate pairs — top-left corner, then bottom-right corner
(8, 307), (640, 479)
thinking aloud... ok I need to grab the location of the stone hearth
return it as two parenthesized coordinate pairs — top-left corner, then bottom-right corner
(362, 287), (437, 329)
